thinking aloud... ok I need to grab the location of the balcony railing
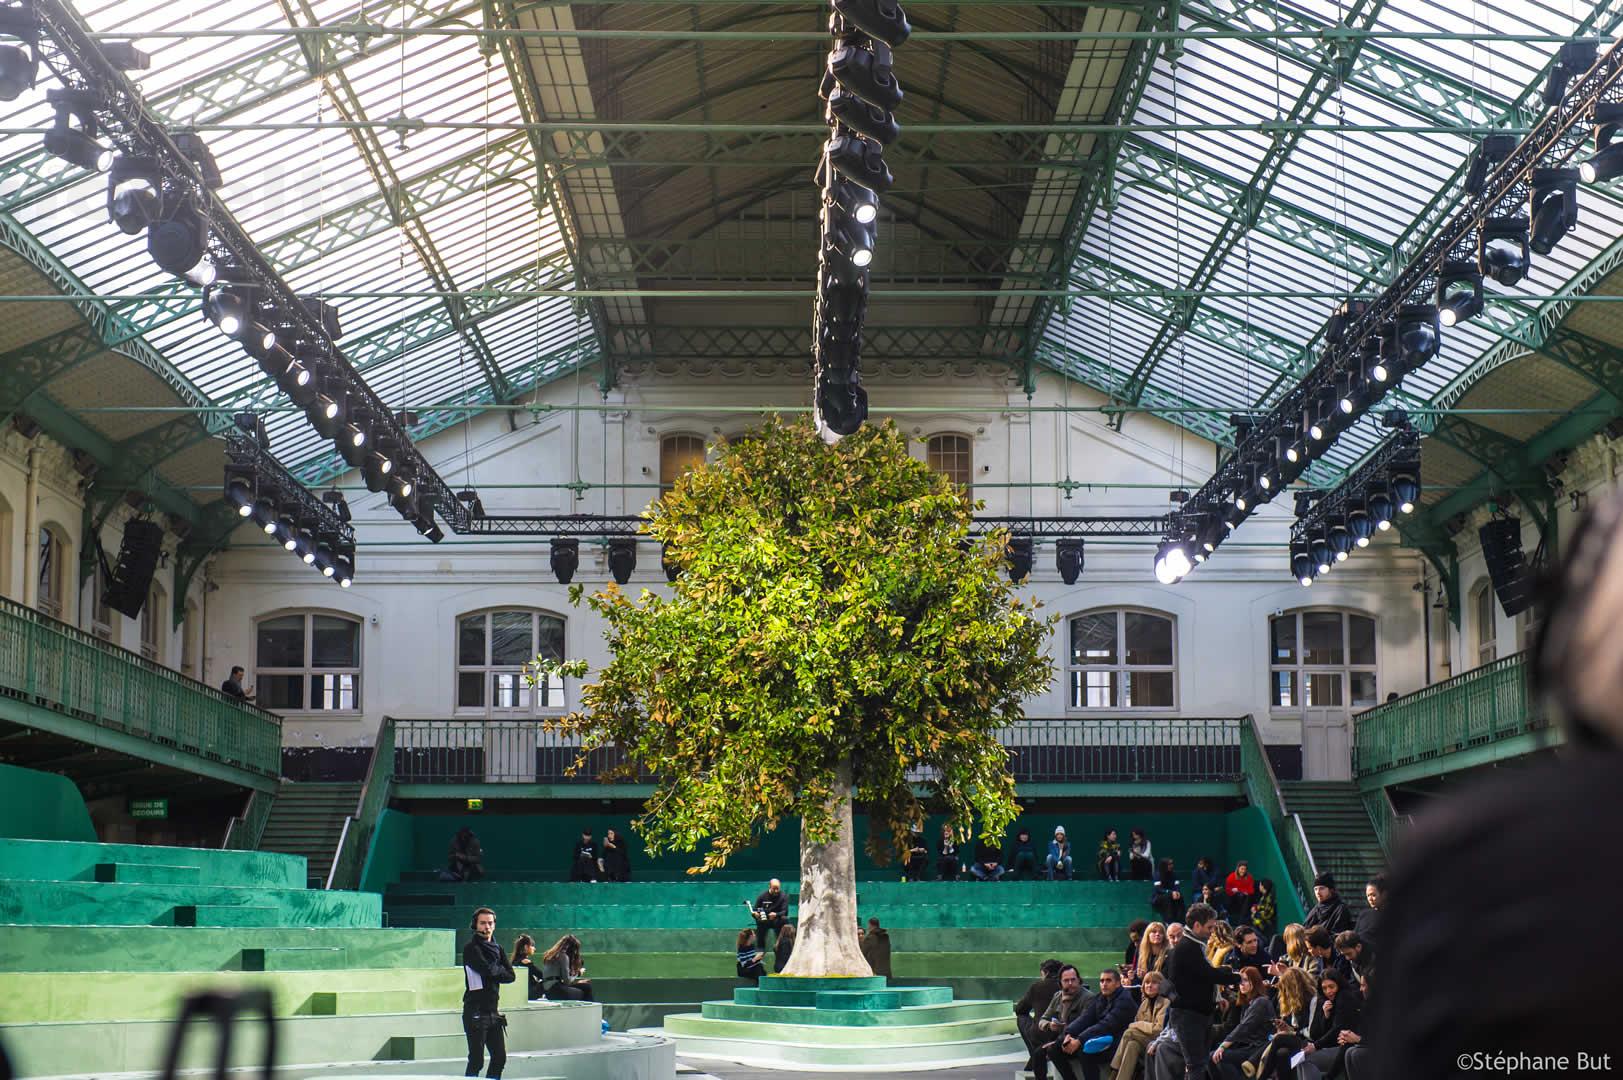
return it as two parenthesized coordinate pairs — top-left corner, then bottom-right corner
(392, 717), (1246, 785)
(0, 596), (282, 780)
(1353, 651), (1552, 778)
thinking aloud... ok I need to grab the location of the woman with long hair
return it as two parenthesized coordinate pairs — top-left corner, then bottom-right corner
(599, 827), (631, 881)
(1136, 920), (1171, 978)
(1149, 857), (1182, 923)
(773, 922), (797, 972)
(1205, 919), (1236, 968)
(1274, 965), (1316, 1033)
(736, 928), (766, 980)
(510, 933), (544, 1001)
(1251, 877), (1278, 939)
(1280, 922), (1310, 969)
(1255, 969), (1362, 1079)
(1209, 966), (1276, 1079)
(539, 934), (593, 1001)
(1108, 969), (1169, 1080)
(1128, 828), (1153, 880)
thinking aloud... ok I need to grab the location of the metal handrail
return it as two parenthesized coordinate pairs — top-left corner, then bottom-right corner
(1238, 714), (1314, 912)
(326, 717), (396, 890)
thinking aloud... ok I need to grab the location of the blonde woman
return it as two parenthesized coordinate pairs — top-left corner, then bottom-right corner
(1136, 920), (1171, 978)
(1274, 965), (1316, 1034)
(1109, 969), (1169, 1079)
(1279, 922), (1310, 969)
(1206, 919), (1236, 968)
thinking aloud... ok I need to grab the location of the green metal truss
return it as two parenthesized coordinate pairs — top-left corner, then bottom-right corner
(604, 324), (1027, 363)
(576, 235), (1062, 284)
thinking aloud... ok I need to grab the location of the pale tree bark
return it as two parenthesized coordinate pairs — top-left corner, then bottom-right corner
(780, 758), (873, 977)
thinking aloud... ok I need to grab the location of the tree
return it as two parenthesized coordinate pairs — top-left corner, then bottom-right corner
(537, 418), (1052, 976)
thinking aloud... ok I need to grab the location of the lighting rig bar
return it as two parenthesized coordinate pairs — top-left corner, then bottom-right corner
(18, 0), (468, 537)
(1288, 427), (1420, 586)
(457, 513), (1170, 538)
(1154, 35), (1623, 584)
(223, 425), (357, 587)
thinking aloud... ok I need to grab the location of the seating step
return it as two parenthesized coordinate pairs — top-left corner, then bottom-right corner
(174, 904), (281, 927)
(94, 862), (201, 885)
(307, 989), (417, 1015)
(388, 1032), (473, 1060)
(241, 946), (348, 971)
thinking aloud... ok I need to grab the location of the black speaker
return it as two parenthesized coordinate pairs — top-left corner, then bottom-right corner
(103, 519), (165, 619)
(1478, 516), (1534, 617)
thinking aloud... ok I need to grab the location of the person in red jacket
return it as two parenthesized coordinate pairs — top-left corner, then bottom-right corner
(1224, 859), (1256, 925)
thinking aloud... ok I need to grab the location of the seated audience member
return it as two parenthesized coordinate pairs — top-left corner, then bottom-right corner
(773, 922), (796, 972)
(750, 878), (789, 957)
(905, 828), (930, 880)
(736, 928), (766, 980)
(1150, 858), (1183, 923)
(1251, 877), (1278, 940)
(1273, 965), (1317, 1036)
(1319, 972), (1374, 1080)
(1335, 929), (1373, 980)
(1007, 827), (1040, 880)
(1303, 871), (1353, 935)
(1122, 918), (1149, 982)
(511, 934), (545, 1001)
(598, 827), (631, 882)
(1306, 926), (1351, 982)
(569, 829), (598, 882)
(936, 824), (961, 881)
(1031, 964), (1094, 1080)
(1110, 969), (1169, 1079)
(1192, 856), (1221, 902)
(1355, 874), (1384, 950)
(858, 916), (892, 977)
(447, 826), (484, 882)
(1208, 965), (1275, 1080)
(1051, 967), (1137, 1080)
(1253, 969), (1362, 1079)
(1097, 828), (1122, 881)
(1047, 825), (1074, 880)
(1198, 882), (1223, 910)
(1227, 924), (1266, 972)
(1223, 859), (1256, 924)
(970, 837), (1006, 881)
(1137, 920), (1171, 981)
(538, 934), (593, 1001)
(1146, 1021), (1183, 1080)
(1128, 828), (1154, 881)
(1165, 921), (1184, 949)
(1204, 920), (1235, 968)
(1015, 959), (1066, 1074)
(1272, 922), (1309, 971)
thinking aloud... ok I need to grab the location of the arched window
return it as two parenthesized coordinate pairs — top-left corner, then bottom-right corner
(180, 600), (199, 679)
(1067, 609), (1176, 709)
(926, 433), (973, 489)
(456, 609), (567, 714)
(660, 434), (706, 490)
(140, 584), (165, 663)
(37, 526), (66, 620)
(255, 612), (361, 712)
(1269, 610), (1378, 710)
(1474, 581), (1498, 667)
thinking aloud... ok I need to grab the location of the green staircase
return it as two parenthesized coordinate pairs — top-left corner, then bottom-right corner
(1280, 781), (1386, 903)
(259, 781), (360, 888)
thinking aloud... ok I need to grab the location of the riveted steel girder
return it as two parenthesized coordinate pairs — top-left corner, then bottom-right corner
(577, 235), (1060, 284)
(605, 324), (1027, 363)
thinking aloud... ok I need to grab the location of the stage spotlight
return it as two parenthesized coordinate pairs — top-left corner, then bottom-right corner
(1348, 506), (1375, 548)
(1056, 537), (1084, 584)
(1153, 540), (1192, 585)
(1196, 516), (1224, 555)
(1006, 534), (1034, 583)
(1437, 263), (1484, 327)
(815, 360), (868, 438)
(1580, 142), (1623, 185)
(293, 532), (316, 564)
(272, 515), (297, 548)
(831, 0), (911, 46)
(1335, 371), (1358, 416)
(1328, 519), (1353, 562)
(309, 384), (347, 439)
(388, 470), (416, 513)
(321, 488), (352, 524)
(1291, 542), (1314, 587)
(607, 537), (638, 584)
(1543, 39), (1598, 108)
(334, 555), (355, 588)
(148, 199), (211, 280)
(822, 199), (875, 268)
(1464, 133), (1517, 196)
(827, 41), (902, 111)
(826, 132), (893, 193)
(1309, 535), (1333, 576)
(828, 175), (878, 225)
(1360, 334), (1388, 386)
(1479, 218), (1530, 286)
(1367, 488), (1395, 529)
(550, 538), (580, 584)
(43, 89), (111, 173)
(1390, 467), (1420, 515)
(1530, 169), (1579, 256)
(826, 84), (900, 145)
(107, 155), (161, 235)
(203, 283), (253, 338)
(1397, 304), (1440, 370)
(361, 452), (392, 493)
(345, 405), (372, 449)
(0, 2), (38, 102)
(249, 493), (277, 531)
(224, 463), (255, 515)
(301, 295), (344, 340)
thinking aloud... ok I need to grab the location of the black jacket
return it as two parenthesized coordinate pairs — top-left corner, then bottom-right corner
(1304, 895), (1354, 936)
(1165, 932), (1240, 1015)
(754, 889), (788, 924)
(461, 937), (514, 1013)
(1354, 905), (1381, 950)
(1015, 975), (1062, 1018)
(1307, 986), (1364, 1048)
(600, 837), (630, 878)
(572, 839), (597, 865)
(1221, 995), (1277, 1059)
(1063, 986), (1137, 1041)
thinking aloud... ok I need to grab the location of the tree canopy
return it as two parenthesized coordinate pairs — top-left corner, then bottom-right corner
(543, 417), (1053, 871)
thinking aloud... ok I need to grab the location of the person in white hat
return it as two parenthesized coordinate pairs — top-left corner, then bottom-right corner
(1046, 825), (1073, 880)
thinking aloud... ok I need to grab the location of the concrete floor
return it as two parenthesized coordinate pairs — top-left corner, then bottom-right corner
(683, 1061), (1021, 1080)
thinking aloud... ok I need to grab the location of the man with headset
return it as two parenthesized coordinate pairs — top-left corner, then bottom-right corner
(463, 907), (515, 1078)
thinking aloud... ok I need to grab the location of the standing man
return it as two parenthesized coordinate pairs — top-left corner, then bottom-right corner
(858, 916), (892, 976)
(569, 829), (598, 882)
(1031, 965), (1093, 1080)
(462, 906), (515, 1079)
(1164, 902), (1241, 1080)
(1223, 859), (1255, 924)
(220, 666), (253, 701)
(751, 878), (789, 962)
(1015, 959), (1065, 1075)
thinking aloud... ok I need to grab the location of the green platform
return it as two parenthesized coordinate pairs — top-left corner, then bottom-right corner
(0, 925), (455, 972)
(0, 878), (381, 927)
(0, 838), (304, 888)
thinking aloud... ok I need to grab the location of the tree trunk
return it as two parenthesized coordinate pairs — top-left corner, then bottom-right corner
(780, 759), (873, 977)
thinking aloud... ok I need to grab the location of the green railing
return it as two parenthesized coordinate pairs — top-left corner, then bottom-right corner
(1353, 651), (1551, 777)
(1360, 786), (1410, 860)
(0, 596), (281, 779)
(326, 717), (396, 891)
(1238, 714), (1315, 914)
(222, 788), (275, 850)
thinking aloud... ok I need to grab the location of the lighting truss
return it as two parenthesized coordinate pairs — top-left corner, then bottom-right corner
(1288, 426), (1420, 587)
(224, 427), (356, 586)
(22, 0), (469, 536)
(1154, 34), (1623, 583)
(456, 513), (1166, 537)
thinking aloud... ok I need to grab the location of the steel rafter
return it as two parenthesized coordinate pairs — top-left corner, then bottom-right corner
(606, 325), (1027, 363)
(577, 234), (1059, 284)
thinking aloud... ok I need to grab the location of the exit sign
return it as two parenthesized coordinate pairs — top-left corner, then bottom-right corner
(466, 799), (484, 811)
(129, 798), (168, 819)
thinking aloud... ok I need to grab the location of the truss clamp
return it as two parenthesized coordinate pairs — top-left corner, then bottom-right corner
(332, 17), (389, 48)
(383, 114), (425, 150)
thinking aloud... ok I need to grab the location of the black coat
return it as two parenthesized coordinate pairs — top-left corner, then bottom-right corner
(1064, 986), (1137, 1042)
(1015, 975), (1062, 1018)
(461, 937), (514, 1013)
(1165, 932), (1240, 1016)
(1354, 905), (1381, 950)
(1304, 895), (1354, 936)
(1220, 996), (1277, 1060)
(1307, 986), (1364, 1049)
(754, 889), (789, 924)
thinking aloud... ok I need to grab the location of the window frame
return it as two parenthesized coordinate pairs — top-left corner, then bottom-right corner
(253, 610), (363, 715)
(1268, 608), (1379, 714)
(1473, 580), (1498, 667)
(658, 432), (707, 491)
(180, 600), (199, 679)
(1064, 607), (1178, 712)
(453, 608), (568, 717)
(924, 432), (974, 490)
(36, 526), (66, 621)
(140, 583), (165, 663)
(88, 555), (114, 642)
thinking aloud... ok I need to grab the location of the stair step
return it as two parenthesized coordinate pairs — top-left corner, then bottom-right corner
(93, 862), (201, 885)
(388, 1033), (470, 1060)
(241, 946), (348, 971)
(173, 905), (281, 928)
(308, 989), (417, 1015)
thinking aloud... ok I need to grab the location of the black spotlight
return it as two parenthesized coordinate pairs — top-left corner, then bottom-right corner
(550, 538), (580, 584)
(148, 197), (211, 281)
(43, 88), (111, 173)
(661, 541), (680, 583)
(815, 358), (868, 438)
(826, 132), (893, 193)
(1463, 133), (1516, 196)
(1006, 533), (1034, 583)
(1581, 102), (1623, 184)
(171, 132), (224, 191)
(1055, 537), (1084, 585)
(831, 0), (911, 46)
(1437, 261), (1484, 328)
(224, 461), (256, 516)
(607, 537), (637, 584)
(321, 488), (352, 523)
(1290, 542), (1314, 587)
(1543, 39), (1598, 108)
(0, 3), (39, 102)
(1479, 216), (1531, 286)
(1529, 168), (1579, 256)
(107, 155), (161, 235)
(826, 41), (903, 112)
(1479, 516), (1533, 617)
(1396, 303), (1440, 371)
(102, 519), (165, 619)
(301, 295), (344, 339)
(822, 195), (876, 271)
(308, 382), (347, 439)
(361, 451), (393, 494)
(825, 84), (900, 145)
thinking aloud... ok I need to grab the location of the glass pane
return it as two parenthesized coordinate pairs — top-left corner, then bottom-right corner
(311, 616), (359, 668)
(1069, 669), (1116, 708)
(1350, 671), (1378, 707)
(259, 674), (304, 710)
(1307, 672), (1343, 707)
(537, 617), (565, 664)
(1476, 588), (1496, 647)
(927, 434), (972, 488)
(310, 673), (356, 711)
(535, 669), (564, 708)
(1272, 670), (1298, 708)
(661, 435), (706, 486)
(493, 671), (531, 709)
(1123, 612), (1172, 666)
(491, 611), (533, 666)
(37, 530), (55, 609)
(1123, 671), (1174, 708)
(1348, 616), (1376, 666)
(1070, 612), (1117, 665)
(257, 615), (305, 668)
(1270, 617), (1297, 664)
(459, 615), (487, 666)
(458, 671), (485, 708)
(1302, 612), (1344, 666)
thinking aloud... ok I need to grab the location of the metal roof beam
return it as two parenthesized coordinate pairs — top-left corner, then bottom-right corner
(606, 324), (1027, 363)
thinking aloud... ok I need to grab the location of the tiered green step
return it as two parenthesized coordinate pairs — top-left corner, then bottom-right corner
(0, 838), (304, 888)
(0, 878), (381, 927)
(0, 925), (453, 971)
